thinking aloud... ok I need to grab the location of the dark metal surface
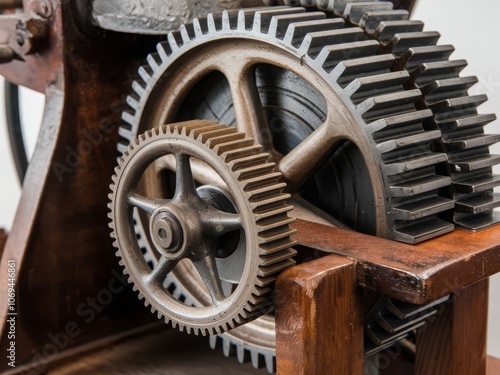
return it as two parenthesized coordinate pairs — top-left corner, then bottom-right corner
(4, 81), (27, 184)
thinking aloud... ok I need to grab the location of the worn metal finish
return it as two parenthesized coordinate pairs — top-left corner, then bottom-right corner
(117, 6), (456, 371)
(91, 0), (267, 35)
(110, 121), (296, 335)
(120, 6), (453, 244)
(333, 1), (500, 230)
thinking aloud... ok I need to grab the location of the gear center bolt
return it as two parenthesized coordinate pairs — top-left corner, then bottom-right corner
(151, 212), (183, 256)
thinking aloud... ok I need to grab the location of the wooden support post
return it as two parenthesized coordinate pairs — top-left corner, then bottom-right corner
(416, 279), (489, 375)
(275, 255), (364, 375)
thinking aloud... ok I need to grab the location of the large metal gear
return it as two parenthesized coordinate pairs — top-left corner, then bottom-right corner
(280, 0), (500, 230)
(109, 121), (296, 335)
(116, 5), (455, 372)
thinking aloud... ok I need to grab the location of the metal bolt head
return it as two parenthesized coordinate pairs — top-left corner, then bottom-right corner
(152, 213), (183, 254)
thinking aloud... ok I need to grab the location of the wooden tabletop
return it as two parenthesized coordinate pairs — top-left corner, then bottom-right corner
(293, 219), (500, 304)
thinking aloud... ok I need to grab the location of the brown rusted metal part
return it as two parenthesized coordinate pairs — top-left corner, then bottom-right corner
(0, 0), (22, 10)
(292, 218), (500, 304)
(0, 12), (48, 55)
(0, 0), (59, 92)
(0, 0), (161, 372)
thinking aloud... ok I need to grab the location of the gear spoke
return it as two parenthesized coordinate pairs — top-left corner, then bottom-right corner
(128, 193), (164, 215)
(193, 254), (226, 303)
(145, 256), (178, 286)
(221, 61), (275, 154)
(278, 118), (342, 193)
(174, 153), (197, 199)
(209, 211), (242, 236)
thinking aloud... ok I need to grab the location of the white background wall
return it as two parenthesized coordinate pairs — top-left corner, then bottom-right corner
(0, 0), (498, 358)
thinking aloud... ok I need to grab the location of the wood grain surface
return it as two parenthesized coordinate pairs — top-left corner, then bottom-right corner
(275, 255), (364, 375)
(293, 219), (500, 304)
(416, 279), (489, 375)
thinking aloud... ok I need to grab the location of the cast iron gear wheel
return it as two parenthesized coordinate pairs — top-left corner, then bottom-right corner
(281, 0), (500, 230)
(118, 5), (455, 372)
(109, 121), (297, 336)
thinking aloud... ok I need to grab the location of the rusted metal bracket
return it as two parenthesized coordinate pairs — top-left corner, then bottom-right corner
(0, 12), (48, 58)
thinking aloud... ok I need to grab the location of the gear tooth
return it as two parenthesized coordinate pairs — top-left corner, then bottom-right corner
(132, 80), (146, 98)
(221, 10), (231, 31)
(192, 17), (205, 38)
(390, 31), (441, 57)
(356, 89), (422, 122)
(343, 71), (410, 104)
(344, 1), (394, 25)
(167, 32), (180, 51)
(250, 350), (261, 369)
(138, 65), (153, 85)
(265, 354), (275, 373)
(156, 41), (172, 62)
(179, 24), (191, 44)
(270, 12), (328, 41)
(222, 337), (231, 357)
(209, 335), (218, 349)
(236, 345), (246, 364)
(146, 52), (162, 73)
(316, 40), (380, 73)
(359, 9), (409, 34)
(207, 13), (218, 33)
(122, 110), (135, 126)
(253, 7), (305, 35)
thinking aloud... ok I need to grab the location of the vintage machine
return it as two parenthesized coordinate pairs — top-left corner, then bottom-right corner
(0, 0), (499, 374)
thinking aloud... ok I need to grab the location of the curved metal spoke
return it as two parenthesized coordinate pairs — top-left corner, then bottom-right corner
(128, 193), (164, 215)
(145, 257), (178, 286)
(193, 255), (225, 304)
(220, 60), (275, 153)
(278, 117), (343, 193)
(209, 211), (242, 236)
(174, 153), (197, 199)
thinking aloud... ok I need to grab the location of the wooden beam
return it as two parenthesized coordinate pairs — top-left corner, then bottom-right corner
(293, 219), (500, 304)
(275, 255), (364, 375)
(416, 279), (489, 375)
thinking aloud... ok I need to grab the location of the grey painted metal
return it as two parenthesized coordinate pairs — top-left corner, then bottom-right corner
(91, 0), (266, 34)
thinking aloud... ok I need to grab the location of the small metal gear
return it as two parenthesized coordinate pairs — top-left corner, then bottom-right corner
(109, 120), (296, 335)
